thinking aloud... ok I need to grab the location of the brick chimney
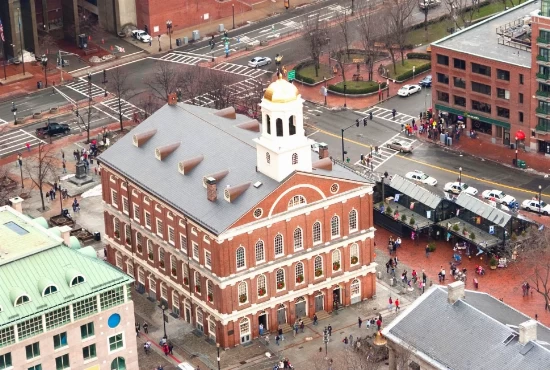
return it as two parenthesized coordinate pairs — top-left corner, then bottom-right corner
(9, 197), (24, 213)
(206, 177), (217, 202)
(519, 320), (537, 344)
(447, 281), (465, 304)
(58, 225), (73, 247)
(168, 93), (178, 106)
(319, 144), (329, 159)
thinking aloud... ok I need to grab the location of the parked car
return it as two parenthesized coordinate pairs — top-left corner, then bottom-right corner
(397, 84), (421, 97)
(248, 57), (271, 68)
(36, 122), (70, 137)
(419, 75), (432, 87)
(443, 182), (478, 195)
(132, 30), (152, 43)
(481, 189), (516, 205)
(405, 170), (437, 186)
(311, 142), (328, 153)
(387, 140), (413, 153)
(419, 0), (441, 9)
(521, 199), (550, 215)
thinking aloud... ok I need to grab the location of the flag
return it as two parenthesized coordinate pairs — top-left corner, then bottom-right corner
(0, 19), (4, 42)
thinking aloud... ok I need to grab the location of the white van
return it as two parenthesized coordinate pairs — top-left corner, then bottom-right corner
(177, 362), (195, 370)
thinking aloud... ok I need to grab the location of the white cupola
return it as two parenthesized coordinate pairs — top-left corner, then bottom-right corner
(253, 74), (314, 182)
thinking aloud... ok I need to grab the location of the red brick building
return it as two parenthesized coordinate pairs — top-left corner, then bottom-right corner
(430, 1), (550, 153)
(99, 78), (377, 348)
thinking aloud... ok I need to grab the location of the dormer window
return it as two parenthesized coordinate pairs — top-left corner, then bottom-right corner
(43, 285), (58, 296)
(15, 295), (30, 307)
(71, 275), (86, 287)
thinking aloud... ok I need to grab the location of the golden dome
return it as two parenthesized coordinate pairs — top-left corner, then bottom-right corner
(263, 74), (299, 103)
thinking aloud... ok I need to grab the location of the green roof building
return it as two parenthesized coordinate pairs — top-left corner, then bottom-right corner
(0, 204), (137, 370)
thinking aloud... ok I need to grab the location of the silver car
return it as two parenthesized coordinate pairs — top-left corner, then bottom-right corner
(248, 57), (271, 68)
(386, 140), (413, 153)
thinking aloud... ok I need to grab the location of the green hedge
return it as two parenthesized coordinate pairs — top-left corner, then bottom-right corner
(406, 52), (431, 60)
(328, 82), (387, 94)
(395, 62), (431, 82)
(294, 59), (320, 84)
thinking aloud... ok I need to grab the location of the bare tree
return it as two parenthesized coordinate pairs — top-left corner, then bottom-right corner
(517, 228), (550, 312)
(135, 93), (162, 119)
(331, 9), (354, 84)
(107, 68), (133, 131)
(443, 0), (481, 31)
(25, 143), (57, 211)
(383, 0), (417, 69)
(234, 77), (266, 119)
(420, 0), (431, 34)
(302, 13), (328, 77)
(145, 62), (185, 105)
(36, 34), (58, 57)
(203, 70), (238, 110)
(357, 1), (381, 81)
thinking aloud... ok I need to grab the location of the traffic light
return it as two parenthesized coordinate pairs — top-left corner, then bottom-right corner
(356, 119), (360, 127)
(284, 0), (290, 9)
(363, 117), (368, 126)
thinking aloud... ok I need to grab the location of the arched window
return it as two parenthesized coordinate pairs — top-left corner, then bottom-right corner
(113, 218), (120, 238)
(292, 153), (298, 165)
(331, 216), (340, 237)
(276, 269), (285, 290)
(350, 243), (359, 265)
(257, 275), (267, 297)
(70, 275), (85, 287)
(183, 264), (189, 285)
(266, 115), (271, 134)
(207, 280), (214, 303)
(349, 209), (358, 232)
(194, 272), (202, 294)
(351, 279), (361, 298)
(266, 152), (271, 164)
(43, 285), (58, 296)
(238, 282), (248, 304)
(236, 247), (245, 269)
(314, 256), (323, 277)
(136, 233), (143, 248)
(332, 249), (341, 271)
(170, 256), (177, 276)
(255, 240), (265, 263)
(15, 295), (31, 306)
(288, 195), (306, 209)
(295, 262), (304, 284)
(289, 116), (296, 135)
(158, 247), (165, 269)
(293, 227), (303, 251)
(125, 224), (131, 244)
(240, 318), (251, 337)
(147, 240), (154, 260)
(274, 234), (284, 256)
(110, 357), (126, 370)
(276, 118), (283, 136)
(312, 221), (322, 243)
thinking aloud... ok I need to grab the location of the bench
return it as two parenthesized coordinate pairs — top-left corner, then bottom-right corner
(352, 74), (364, 81)
(83, 47), (99, 56)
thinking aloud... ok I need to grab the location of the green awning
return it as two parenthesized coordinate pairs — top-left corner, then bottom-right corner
(435, 104), (511, 129)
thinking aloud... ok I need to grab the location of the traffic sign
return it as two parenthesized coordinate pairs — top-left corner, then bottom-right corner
(287, 70), (296, 81)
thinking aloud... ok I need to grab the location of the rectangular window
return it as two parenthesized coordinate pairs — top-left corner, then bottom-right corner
(53, 332), (68, 349)
(145, 211), (151, 229)
(497, 106), (510, 118)
(0, 327), (15, 348)
(111, 190), (118, 208)
(81, 322), (94, 339)
(205, 251), (212, 269)
(519, 112), (524, 123)
(134, 204), (140, 221)
(0, 353), (11, 370)
(192, 242), (199, 261)
(471, 62), (491, 77)
(45, 306), (71, 330)
(436, 91), (449, 103)
(496, 69), (510, 81)
(82, 344), (97, 360)
(55, 354), (69, 370)
(436, 73), (449, 84)
(156, 218), (163, 237)
(168, 226), (175, 245)
(496, 88), (510, 100)
(180, 234), (187, 253)
(109, 333), (124, 351)
(26, 342), (40, 359)
(100, 286), (125, 310)
(73, 296), (98, 320)
(436, 54), (449, 65)
(28, 365), (42, 370)
(17, 316), (43, 341)
(541, 30), (550, 41)
(472, 82), (491, 95)
(519, 93), (524, 104)
(453, 77), (466, 89)
(453, 58), (466, 70)
(472, 100), (491, 114)
(122, 196), (129, 214)
(454, 95), (466, 107)
(519, 73), (524, 84)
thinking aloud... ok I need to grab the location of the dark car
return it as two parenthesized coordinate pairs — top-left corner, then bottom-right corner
(36, 122), (70, 137)
(419, 75), (432, 87)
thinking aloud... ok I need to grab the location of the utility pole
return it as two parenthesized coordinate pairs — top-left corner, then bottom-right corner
(87, 73), (92, 143)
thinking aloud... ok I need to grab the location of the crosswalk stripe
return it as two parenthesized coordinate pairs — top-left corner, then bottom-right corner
(354, 133), (416, 172)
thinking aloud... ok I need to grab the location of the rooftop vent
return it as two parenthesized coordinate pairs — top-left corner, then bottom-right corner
(253, 181), (262, 188)
(206, 177), (217, 202)
(519, 320), (537, 345)
(133, 129), (158, 147)
(224, 182), (251, 203)
(155, 142), (181, 161)
(447, 281), (465, 304)
(236, 120), (261, 132)
(202, 170), (230, 188)
(312, 157), (333, 171)
(214, 107), (236, 119)
(178, 155), (204, 175)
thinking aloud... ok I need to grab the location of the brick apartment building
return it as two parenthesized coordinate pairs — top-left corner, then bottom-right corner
(99, 77), (377, 348)
(431, 0), (550, 155)
(0, 202), (137, 370)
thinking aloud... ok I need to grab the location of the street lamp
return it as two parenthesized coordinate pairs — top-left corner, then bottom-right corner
(58, 180), (63, 215)
(158, 35), (162, 52)
(323, 77), (327, 106)
(11, 102), (17, 124)
(351, 0), (355, 15)
(341, 120), (360, 161)
(323, 327), (329, 359)
(344, 83), (347, 108)
(459, 167), (462, 183)
(515, 149), (518, 166)
(232, 4), (235, 29)
(42, 58), (48, 87)
(539, 185), (542, 214)
(217, 343), (221, 370)
(17, 154), (23, 189)
(161, 304), (167, 339)
(424, 92), (430, 113)
(17, 13), (25, 76)
(166, 21), (173, 50)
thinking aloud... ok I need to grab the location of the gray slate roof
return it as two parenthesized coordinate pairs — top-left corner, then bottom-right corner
(99, 103), (368, 235)
(456, 192), (511, 227)
(385, 287), (550, 370)
(390, 175), (442, 209)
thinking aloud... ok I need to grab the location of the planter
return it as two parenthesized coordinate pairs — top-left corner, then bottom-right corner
(490, 265), (497, 270)
(70, 228), (95, 243)
(49, 214), (75, 227)
(118, 32), (126, 38)
(33, 112), (43, 119)
(50, 107), (58, 114)
(239, 294), (247, 303)
(315, 269), (323, 277)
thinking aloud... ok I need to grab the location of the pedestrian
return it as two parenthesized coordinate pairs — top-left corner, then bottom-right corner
(522, 282), (527, 297)
(327, 324), (332, 336)
(300, 319), (304, 333)
(425, 244), (430, 258)
(54, 182), (58, 192)
(386, 260), (390, 273)
(392, 108), (396, 119)
(365, 318), (370, 328)
(395, 298), (400, 312)
(61, 150), (65, 160)
(293, 322), (298, 337)
(388, 296), (393, 310)
(26, 142), (30, 152)
(313, 313), (318, 325)
(144, 341), (150, 354)
(342, 336), (348, 345)
(358, 317), (362, 328)
(135, 322), (141, 337)
(143, 321), (149, 334)
(259, 323), (264, 336)
(163, 343), (169, 356)
(526, 282), (531, 296)
(62, 161), (67, 173)
(376, 318), (382, 331)
(168, 341), (174, 355)
(349, 334), (353, 344)
(278, 326), (284, 341)
(276, 334), (280, 346)
(441, 266), (446, 282)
